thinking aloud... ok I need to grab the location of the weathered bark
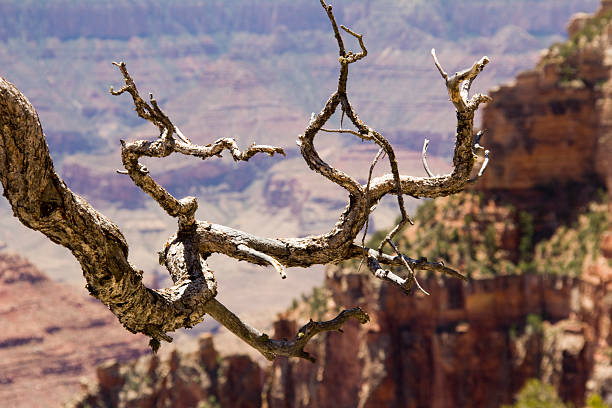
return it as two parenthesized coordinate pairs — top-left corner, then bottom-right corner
(0, 77), (217, 349)
(0, 1), (491, 360)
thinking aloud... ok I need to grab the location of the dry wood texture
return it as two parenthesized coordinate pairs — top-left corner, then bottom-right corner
(0, 0), (490, 360)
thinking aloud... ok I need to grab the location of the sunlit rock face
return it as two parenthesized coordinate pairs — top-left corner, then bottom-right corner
(476, 3), (612, 212)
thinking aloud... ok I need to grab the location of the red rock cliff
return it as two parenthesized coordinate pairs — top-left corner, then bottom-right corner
(263, 268), (612, 408)
(70, 266), (612, 408)
(475, 1), (612, 228)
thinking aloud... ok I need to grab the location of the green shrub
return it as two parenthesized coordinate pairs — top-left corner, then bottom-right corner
(525, 313), (543, 335)
(586, 393), (611, 408)
(502, 379), (568, 408)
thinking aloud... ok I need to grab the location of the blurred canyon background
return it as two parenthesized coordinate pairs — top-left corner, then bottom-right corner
(2, 0), (612, 406)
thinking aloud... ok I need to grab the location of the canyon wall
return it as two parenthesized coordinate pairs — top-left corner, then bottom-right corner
(475, 1), (612, 236)
(0, 0), (596, 42)
(71, 268), (612, 408)
(263, 269), (612, 408)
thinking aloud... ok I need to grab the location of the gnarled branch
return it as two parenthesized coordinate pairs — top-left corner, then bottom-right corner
(0, 1), (491, 360)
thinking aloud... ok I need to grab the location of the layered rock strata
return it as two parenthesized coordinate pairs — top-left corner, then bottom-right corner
(476, 0), (612, 237)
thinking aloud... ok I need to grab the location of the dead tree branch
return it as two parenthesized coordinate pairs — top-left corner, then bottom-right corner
(206, 299), (369, 362)
(0, 1), (490, 360)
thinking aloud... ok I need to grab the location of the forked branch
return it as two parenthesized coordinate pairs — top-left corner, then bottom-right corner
(0, 1), (491, 360)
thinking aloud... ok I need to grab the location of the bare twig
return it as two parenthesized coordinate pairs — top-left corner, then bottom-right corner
(366, 255), (412, 293)
(431, 49), (490, 112)
(205, 298), (369, 362)
(320, 0), (345, 57)
(468, 130), (490, 183)
(473, 129), (485, 149)
(358, 147), (386, 273)
(479, 150), (490, 177)
(298, 94), (364, 196)
(320, 127), (373, 141)
(421, 139), (435, 177)
(377, 217), (412, 254)
(386, 239), (430, 296)
(361, 148), (386, 249)
(339, 24), (367, 64)
(365, 53), (491, 203)
(431, 48), (448, 81)
(349, 245), (466, 281)
(468, 149), (490, 183)
(112, 62), (285, 228)
(337, 96), (414, 253)
(316, 13), (414, 249)
(110, 61), (174, 136)
(467, 93), (493, 111)
(174, 126), (192, 144)
(175, 138), (285, 161)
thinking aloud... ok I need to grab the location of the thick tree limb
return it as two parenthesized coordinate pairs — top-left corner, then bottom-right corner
(0, 77), (217, 349)
(0, 1), (490, 358)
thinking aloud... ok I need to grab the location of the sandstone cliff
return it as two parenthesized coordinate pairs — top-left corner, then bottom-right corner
(262, 269), (611, 408)
(69, 334), (263, 408)
(476, 0), (612, 234)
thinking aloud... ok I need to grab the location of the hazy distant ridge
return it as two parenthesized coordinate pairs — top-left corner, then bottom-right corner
(0, 0), (598, 42)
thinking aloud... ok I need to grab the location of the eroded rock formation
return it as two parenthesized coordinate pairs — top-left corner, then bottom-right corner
(70, 334), (263, 408)
(476, 0), (612, 236)
(70, 266), (612, 408)
(263, 267), (612, 408)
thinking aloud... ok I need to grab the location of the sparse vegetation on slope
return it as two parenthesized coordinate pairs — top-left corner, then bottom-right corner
(374, 193), (520, 278)
(502, 379), (570, 408)
(366, 191), (610, 278)
(534, 198), (610, 277)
